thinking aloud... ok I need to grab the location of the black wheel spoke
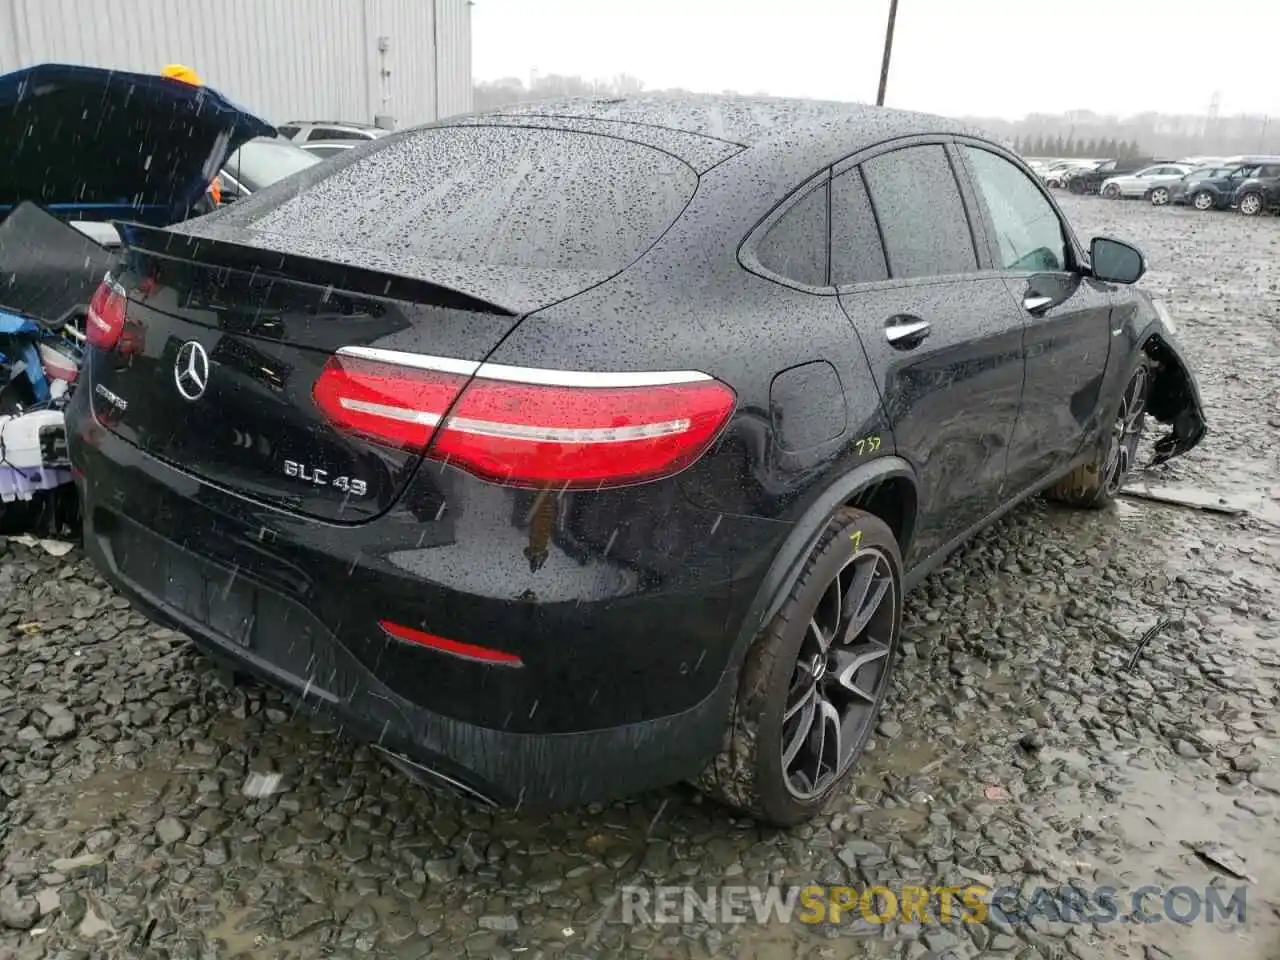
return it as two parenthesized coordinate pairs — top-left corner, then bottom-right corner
(808, 616), (831, 654)
(810, 696), (842, 790)
(846, 575), (891, 640)
(832, 643), (890, 702)
(784, 678), (816, 721)
(824, 577), (842, 637)
(782, 691), (817, 767)
(841, 558), (875, 622)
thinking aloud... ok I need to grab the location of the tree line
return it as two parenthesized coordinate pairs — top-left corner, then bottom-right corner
(470, 75), (1275, 159)
(1012, 135), (1144, 159)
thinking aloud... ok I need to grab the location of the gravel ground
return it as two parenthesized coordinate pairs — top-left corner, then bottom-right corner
(2, 195), (1278, 960)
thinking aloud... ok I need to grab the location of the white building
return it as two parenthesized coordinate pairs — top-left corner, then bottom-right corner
(0, 0), (473, 129)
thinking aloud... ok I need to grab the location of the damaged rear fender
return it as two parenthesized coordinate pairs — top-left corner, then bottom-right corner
(1140, 331), (1207, 465)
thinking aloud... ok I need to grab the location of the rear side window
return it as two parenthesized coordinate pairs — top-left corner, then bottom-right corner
(306, 127), (358, 142)
(757, 181), (828, 286)
(241, 126), (698, 272)
(1259, 165), (1280, 177)
(277, 125), (300, 139)
(861, 145), (977, 279)
(830, 169), (888, 284)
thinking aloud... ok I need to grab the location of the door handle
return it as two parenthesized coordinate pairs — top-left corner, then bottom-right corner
(1023, 294), (1055, 313)
(884, 317), (930, 349)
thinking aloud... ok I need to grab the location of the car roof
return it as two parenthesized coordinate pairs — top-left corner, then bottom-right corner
(484, 93), (975, 149)
(449, 93), (988, 183)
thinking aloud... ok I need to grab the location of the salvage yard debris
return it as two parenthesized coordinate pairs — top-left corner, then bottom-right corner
(0, 62), (277, 538)
(1188, 842), (1258, 885)
(1120, 480), (1280, 524)
(1125, 618), (1185, 671)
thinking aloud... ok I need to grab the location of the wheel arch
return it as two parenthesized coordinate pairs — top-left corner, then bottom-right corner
(727, 457), (918, 673)
(1137, 327), (1208, 463)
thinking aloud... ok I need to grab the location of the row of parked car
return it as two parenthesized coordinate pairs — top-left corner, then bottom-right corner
(1025, 154), (1280, 217)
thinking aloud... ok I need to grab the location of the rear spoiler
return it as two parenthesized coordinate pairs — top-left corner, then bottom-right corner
(117, 222), (520, 317)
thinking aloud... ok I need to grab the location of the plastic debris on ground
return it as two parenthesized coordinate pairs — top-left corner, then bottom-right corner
(0, 310), (81, 534)
(0, 201), (107, 536)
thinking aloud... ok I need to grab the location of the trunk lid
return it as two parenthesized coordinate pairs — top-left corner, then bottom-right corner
(0, 201), (120, 330)
(93, 226), (524, 523)
(0, 62), (274, 226)
(89, 124), (701, 521)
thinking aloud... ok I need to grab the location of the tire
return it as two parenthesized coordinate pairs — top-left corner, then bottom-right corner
(1102, 183), (1121, 199)
(1046, 359), (1151, 509)
(1238, 192), (1264, 216)
(1150, 187), (1170, 206)
(1193, 191), (1216, 211)
(695, 507), (903, 826)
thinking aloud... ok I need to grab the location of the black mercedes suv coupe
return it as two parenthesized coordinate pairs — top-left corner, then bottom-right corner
(67, 96), (1206, 825)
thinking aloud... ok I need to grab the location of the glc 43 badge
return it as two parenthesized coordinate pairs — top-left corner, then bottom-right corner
(283, 459), (369, 496)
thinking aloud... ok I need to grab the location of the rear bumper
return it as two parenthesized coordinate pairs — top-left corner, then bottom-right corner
(66, 383), (785, 808)
(79, 510), (735, 806)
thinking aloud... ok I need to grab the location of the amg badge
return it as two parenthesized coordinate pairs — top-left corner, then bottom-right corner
(283, 459), (369, 496)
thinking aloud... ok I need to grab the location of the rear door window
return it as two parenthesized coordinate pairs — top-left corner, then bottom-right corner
(235, 126), (698, 273)
(860, 145), (977, 279)
(757, 181), (829, 286)
(830, 169), (888, 284)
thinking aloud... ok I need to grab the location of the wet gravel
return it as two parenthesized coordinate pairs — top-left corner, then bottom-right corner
(2, 195), (1279, 960)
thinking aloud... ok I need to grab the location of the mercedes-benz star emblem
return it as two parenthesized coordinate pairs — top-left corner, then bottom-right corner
(174, 341), (210, 401)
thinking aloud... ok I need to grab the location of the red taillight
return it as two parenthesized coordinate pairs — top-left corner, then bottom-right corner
(312, 349), (737, 488)
(311, 354), (470, 452)
(86, 275), (127, 351)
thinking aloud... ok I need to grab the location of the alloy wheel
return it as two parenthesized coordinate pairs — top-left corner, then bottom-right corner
(1103, 184), (1121, 199)
(781, 547), (897, 800)
(1102, 366), (1149, 496)
(1240, 194), (1263, 216)
(1151, 188), (1169, 206)
(1194, 192), (1215, 211)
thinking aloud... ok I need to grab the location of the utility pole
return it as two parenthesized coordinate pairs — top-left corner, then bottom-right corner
(876, 0), (899, 107)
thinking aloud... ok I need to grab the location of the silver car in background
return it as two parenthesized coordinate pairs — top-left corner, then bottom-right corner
(1100, 163), (1193, 200)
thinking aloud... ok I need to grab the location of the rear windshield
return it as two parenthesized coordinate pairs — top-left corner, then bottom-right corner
(223, 138), (320, 192)
(238, 126), (698, 272)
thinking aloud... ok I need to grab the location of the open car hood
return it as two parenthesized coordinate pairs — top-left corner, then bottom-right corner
(0, 63), (274, 226)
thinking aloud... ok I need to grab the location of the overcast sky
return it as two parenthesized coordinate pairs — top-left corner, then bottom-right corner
(472, 0), (1279, 120)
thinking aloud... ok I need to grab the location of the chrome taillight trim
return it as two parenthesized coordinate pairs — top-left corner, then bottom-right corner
(335, 345), (714, 388)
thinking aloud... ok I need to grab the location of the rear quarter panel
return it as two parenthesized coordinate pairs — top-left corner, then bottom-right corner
(479, 156), (891, 627)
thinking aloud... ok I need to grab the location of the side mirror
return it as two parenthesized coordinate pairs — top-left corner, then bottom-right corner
(1090, 237), (1145, 285)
